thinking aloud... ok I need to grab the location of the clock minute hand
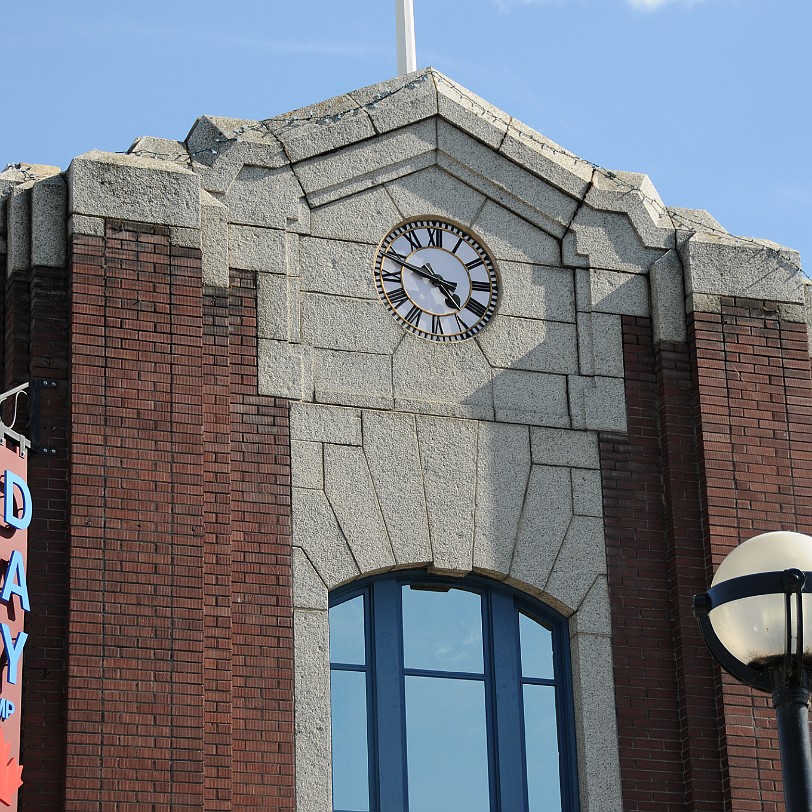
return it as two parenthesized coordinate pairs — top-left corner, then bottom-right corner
(383, 251), (458, 292)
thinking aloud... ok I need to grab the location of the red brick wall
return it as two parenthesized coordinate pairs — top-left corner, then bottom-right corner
(690, 297), (812, 812)
(63, 223), (294, 810)
(602, 316), (712, 812)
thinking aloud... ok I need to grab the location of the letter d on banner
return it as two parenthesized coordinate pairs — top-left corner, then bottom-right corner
(3, 472), (31, 530)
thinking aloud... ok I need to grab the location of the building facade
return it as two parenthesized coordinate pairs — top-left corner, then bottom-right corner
(0, 68), (809, 811)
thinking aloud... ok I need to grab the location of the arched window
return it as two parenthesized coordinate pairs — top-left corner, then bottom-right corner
(328, 572), (580, 812)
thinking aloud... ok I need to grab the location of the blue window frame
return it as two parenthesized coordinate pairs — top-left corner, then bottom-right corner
(329, 571), (580, 812)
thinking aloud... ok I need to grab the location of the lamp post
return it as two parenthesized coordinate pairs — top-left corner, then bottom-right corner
(693, 531), (812, 811)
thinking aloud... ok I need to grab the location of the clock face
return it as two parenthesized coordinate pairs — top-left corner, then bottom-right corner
(374, 218), (499, 342)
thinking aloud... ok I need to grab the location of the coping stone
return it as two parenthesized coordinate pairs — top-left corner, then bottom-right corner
(473, 422), (532, 578)
(568, 375), (627, 433)
(291, 440), (324, 490)
(309, 185), (404, 245)
(200, 190), (227, 287)
(226, 164), (310, 232)
(290, 403), (361, 446)
(492, 369), (570, 427)
(295, 119), (437, 204)
(313, 349), (393, 410)
(68, 150), (200, 228)
(293, 607), (333, 812)
(348, 70), (439, 135)
(680, 231), (804, 305)
(324, 444), (395, 575)
(476, 316), (579, 375)
(568, 205), (665, 274)
(265, 94), (377, 164)
(31, 174), (67, 268)
(7, 183), (32, 273)
(437, 122), (577, 237)
(361, 410), (432, 567)
(585, 169), (674, 251)
(300, 237), (378, 299)
(258, 340), (307, 400)
(393, 336), (494, 421)
(416, 415), (478, 574)
(650, 249), (687, 343)
(385, 165), (486, 228)
(128, 136), (189, 165)
(292, 487), (360, 589)
(229, 225), (286, 273)
(301, 293), (402, 355)
(497, 262), (576, 323)
(434, 71), (511, 151)
(500, 118), (593, 200)
(472, 199), (560, 266)
(530, 427), (600, 469)
(510, 465), (573, 597)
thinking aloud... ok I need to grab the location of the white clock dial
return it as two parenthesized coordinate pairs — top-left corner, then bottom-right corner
(374, 218), (499, 341)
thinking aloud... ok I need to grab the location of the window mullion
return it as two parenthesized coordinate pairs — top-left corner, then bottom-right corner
(371, 578), (408, 812)
(491, 590), (527, 812)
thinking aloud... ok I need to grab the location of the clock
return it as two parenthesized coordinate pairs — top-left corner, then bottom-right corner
(373, 218), (499, 341)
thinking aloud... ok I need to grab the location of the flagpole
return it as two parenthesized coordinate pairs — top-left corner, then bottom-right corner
(395, 0), (416, 75)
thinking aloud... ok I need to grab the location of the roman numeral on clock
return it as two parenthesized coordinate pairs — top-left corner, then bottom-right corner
(404, 231), (423, 251)
(427, 227), (442, 248)
(465, 257), (484, 271)
(388, 286), (409, 307)
(381, 270), (402, 283)
(431, 314), (444, 335)
(470, 280), (490, 292)
(405, 304), (423, 328)
(466, 298), (487, 319)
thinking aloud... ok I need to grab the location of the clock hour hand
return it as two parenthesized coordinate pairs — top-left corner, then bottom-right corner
(421, 262), (460, 309)
(383, 251), (458, 292)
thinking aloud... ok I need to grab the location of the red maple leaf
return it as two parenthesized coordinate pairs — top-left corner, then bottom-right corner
(0, 734), (22, 807)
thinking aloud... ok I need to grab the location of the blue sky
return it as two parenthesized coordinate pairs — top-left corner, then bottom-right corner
(4, 0), (810, 269)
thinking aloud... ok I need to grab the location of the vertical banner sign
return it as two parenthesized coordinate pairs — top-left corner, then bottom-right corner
(0, 443), (28, 810)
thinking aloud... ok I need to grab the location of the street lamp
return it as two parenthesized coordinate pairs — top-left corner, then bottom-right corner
(693, 530), (812, 811)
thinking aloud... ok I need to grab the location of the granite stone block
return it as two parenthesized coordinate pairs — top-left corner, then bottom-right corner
(568, 376), (627, 433)
(300, 236), (378, 299)
(497, 262), (576, 323)
(416, 415), (478, 573)
(226, 164), (309, 231)
(313, 349), (393, 410)
(290, 403), (361, 446)
(301, 293), (402, 354)
(492, 369), (569, 427)
(291, 488), (360, 589)
(510, 465), (572, 596)
(477, 316), (578, 375)
(393, 337), (494, 421)
(310, 185), (404, 245)
(31, 174), (67, 268)
(229, 224), (286, 273)
(362, 411), (432, 567)
(473, 422), (532, 577)
(530, 427), (600, 469)
(385, 166), (485, 227)
(324, 444), (395, 575)
(68, 150), (200, 228)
